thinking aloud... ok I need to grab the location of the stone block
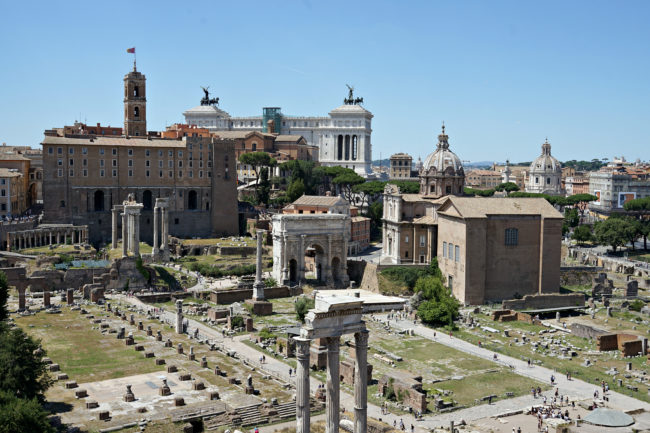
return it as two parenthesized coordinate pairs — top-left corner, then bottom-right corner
(167, 365), (177, 373)
(75, 389), (88, 398)
(57, 373), (68, 380)
(144, 351), (154, 358)
(245, 299), (273, 316)
(49, 364), (60, 372)
(183, 422), (193, 433)
(65, 381), (78, 389)
(98, 411), (110, 420)
(192, 381), (205, 390)
(174, 397), (185, 406)
(178, 373), (192, 381)
(208, 391), (220, 400)
(85, 400), (99, 409)
(134, 345), (144, 351)
(155, 358), (166, 365)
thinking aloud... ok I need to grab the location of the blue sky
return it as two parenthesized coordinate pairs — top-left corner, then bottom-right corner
(1, 0), (648, 163)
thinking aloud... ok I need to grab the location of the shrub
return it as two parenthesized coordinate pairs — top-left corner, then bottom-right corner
(295, 297), (315, 323)
(629, 299), (644, 312)
(230, 315), (244, 328)
(259, 327), (276, 340)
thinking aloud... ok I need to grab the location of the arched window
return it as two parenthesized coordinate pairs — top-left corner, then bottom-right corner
(134, 107), (140, 118)
(188, 190), (198, 210)
(94, 190), (104, 211)
(142, 190), (152, 210)
(133, 86), (139, 97)
(252, 142), (257, 151)
(505, 228), (518, 246)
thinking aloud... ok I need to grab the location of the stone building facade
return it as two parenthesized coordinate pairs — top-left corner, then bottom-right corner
(436, 197), (563, 304)
(0, 168), (26, 218)
(389, 153), (415, 180)
(381, 128), (564, 304)
(40, 65), (239, 245)
(589, 170), (650, 215)
(183, 88), (374, 177)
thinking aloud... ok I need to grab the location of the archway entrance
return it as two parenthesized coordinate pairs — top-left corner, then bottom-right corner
(289, 259), (298, 284)
(331, 257), (341, 285)
(304, 244), (326, 284)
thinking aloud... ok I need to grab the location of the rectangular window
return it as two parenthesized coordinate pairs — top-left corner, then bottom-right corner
(69, 169), (74, 177)
(505, 228), (519, 246)
(168, 150), (173, 157)
(128, 170), (133, 177)
(83, 169), (88, 177)
(100, 169), (105, 177)
(405, 235), (409, 244)
(145, 160), (150, 167)
(159, 170), (163, 178)
(57, 147), (63, 154)
(48, 147), (53, 154)
(112, 148), (117, 155)
(168, 161), (173, 168)
(158, 150), (163, 157)
(199, 170), (203, 178)
(443, 241), (447, 258)
(58, 169), (63, 177)
(178, 150), (183, 157)
(178, 170), (183, 178)
(146, 170), (150, 177)
(189, 161), (193, 168)
(69, 158), (74, 166)
(58, 159), (63, 166)
(158, 160), (163, 168)
(128, 159), (133, 167)
(145, 149), (150, 157)
(1, 190), (5, 197)
(112, 169), (117, 177)
(420, 235), (426, 247)
(128, 149), (133, 156)
(189, 151), (193, 159)
(455, 245), (460, 262)
(169, 170), (173, 178)
(82, 147), (87, 154)
(69, 148), (74, 155)
(100, 148), (105, 155)
(112, 159), (117, 167)
(100, 160), (104, 167)
(189, 171), (193, 178)
(178, 160), (183, 168)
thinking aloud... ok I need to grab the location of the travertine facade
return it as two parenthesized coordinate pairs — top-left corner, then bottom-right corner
(271, 213), (349, 287)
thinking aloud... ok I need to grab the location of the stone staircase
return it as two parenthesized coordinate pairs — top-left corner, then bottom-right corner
(236, 403), (269, 427)
(204, 400), (320, 430)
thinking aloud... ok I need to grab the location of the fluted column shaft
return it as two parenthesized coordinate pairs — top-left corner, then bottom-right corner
(326, 336), (340, 433)
(354, 330), (369, 433)
(295, 337), (311, 433)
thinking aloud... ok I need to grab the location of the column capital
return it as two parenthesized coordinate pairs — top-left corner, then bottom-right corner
(295, 337), (311, 359)
(354, 329), (369, 347)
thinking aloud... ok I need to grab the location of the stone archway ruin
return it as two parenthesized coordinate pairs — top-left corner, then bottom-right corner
(271, 214), (350, 288)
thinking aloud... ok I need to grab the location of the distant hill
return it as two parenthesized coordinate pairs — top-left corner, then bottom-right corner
(372, 158), (391, 167)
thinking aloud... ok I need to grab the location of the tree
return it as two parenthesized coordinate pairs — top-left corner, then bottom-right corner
(593, 217), (637, 252)
(495, 182), (519, 193)
(258, 167), (271, 205)
(0, 271), (8, 322)
(564, 208), (579, 228)
(239, 152), (276, 199)
(0, 391), (55, 433)
(572, 225), (594, 245)
(286, 178), (305, 202)
(280, 160), (323, 195)
(353, 180), (386, 210)
(414, 276), (460, 328)
(0, 327), (53, 401)
(332, 171), (365, 204)
(624, 196), (650, 250)
(387, 180), (420, 194)
(295, 297), (315, 323)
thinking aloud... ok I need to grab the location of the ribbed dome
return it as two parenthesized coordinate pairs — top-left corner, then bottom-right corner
(529, 139), (561, 174)
(422, 126), (463, 175)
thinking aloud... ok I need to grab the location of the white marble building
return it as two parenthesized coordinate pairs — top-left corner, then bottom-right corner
(183, 90), (374, 177)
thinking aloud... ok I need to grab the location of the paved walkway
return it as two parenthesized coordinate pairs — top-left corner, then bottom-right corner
(389, 315), (650, 415)
(114, 295), (650, 432)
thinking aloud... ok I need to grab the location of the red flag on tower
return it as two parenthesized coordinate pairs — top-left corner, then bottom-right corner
(126, 47), (135, 53)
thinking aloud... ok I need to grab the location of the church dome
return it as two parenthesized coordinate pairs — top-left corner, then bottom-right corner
(422, 125), (464, 175)
(529, 139), (561, 174)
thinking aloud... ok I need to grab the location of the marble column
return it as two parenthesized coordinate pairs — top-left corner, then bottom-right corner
(326, 336), (340, 433)
(121, 213), (128, 257)
(175, 300), (184, 334)
(112, 208), (119, 249)
(134, 213), (140, 256)
(295, 337), (311, 433)
(56, 232), (60, 244)
(18, 288), (26, 310)
(160, 208), (168, 252)
(281, 234), (289, 285)
(253, 230), (265, 300)
(153, 207), (160, 256)
(354, 331), (369, 433)
(299, 235), (306, 282)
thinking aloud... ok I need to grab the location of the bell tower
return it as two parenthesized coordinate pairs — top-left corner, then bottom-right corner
(123, 65), (146, 136)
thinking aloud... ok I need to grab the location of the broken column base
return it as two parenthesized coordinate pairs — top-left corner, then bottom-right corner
(245, 299), (273, 316)
(244, 385), (255, 395)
